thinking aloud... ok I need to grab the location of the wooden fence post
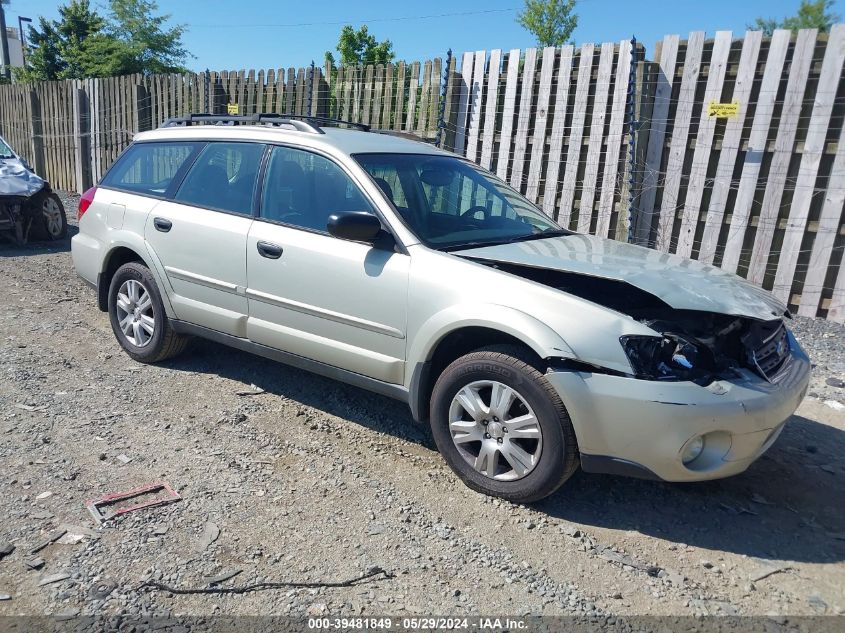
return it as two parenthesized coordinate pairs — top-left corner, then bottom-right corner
(72, 82), (92, 193)
(27, 90), (46, 176)
(133, 83), (151, 133)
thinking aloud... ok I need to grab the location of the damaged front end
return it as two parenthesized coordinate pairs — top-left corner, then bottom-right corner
(475, 260), (793, 385)
(620, 314), (791, 385)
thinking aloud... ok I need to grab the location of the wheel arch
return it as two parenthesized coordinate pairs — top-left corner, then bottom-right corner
(407, 306), (577, 422)
(97, 242), (172, 316)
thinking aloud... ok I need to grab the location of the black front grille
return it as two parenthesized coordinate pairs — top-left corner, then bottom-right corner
(751, 320), (790, 379)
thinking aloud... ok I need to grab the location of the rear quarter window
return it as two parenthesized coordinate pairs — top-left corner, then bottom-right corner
(100, 142), (203, 196)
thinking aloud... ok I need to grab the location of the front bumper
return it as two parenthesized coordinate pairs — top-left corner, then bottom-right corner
(546, 331), (811, 482)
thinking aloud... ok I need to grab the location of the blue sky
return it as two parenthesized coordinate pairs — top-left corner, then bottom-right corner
(8, 0), (845, 71)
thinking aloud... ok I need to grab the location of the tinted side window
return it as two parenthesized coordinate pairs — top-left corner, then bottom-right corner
(261, 146), (372, 232)
(101, 142), (201, 195)
(174, 142), (265, 215)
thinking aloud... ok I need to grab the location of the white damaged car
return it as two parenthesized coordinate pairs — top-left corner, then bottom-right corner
(71, 115), (811, 502)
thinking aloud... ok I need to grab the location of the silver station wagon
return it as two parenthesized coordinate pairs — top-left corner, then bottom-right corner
(72, 114), (811, 502)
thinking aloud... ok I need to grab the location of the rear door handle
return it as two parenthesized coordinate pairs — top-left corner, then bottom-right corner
(256, 241), (283, 259)
(153, 217), (172, 232)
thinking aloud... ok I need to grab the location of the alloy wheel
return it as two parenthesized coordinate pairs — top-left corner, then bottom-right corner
(42, 197), (64, 237)
(115, 279), (155, 347)
(448, 380), (543, 481)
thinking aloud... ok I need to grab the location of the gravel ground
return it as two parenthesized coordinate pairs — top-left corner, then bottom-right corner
(0, 191), (844, 623)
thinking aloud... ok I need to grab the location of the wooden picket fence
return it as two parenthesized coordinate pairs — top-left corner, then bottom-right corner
(1, 27), (844, 322)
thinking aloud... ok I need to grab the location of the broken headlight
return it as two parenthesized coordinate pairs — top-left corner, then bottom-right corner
(620, 334), (714, 381)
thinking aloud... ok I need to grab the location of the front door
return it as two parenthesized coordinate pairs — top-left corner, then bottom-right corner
(245, 145), (409, 384)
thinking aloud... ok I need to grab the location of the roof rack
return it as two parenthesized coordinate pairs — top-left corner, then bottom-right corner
(160, 113), (370, 133)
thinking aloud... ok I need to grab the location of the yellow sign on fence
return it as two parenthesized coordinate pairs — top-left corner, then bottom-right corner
(707, 101), (739, 118)
(227, 103), (239, 115)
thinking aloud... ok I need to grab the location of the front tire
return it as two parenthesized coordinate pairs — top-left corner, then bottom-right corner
(429, 346), (579, 503)
(108, 262), (188, 363)
(35, 193), (67, 241)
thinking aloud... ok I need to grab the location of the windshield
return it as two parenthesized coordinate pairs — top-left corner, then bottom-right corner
(354, 153), (566, 250)
(0, 137), (15, 159)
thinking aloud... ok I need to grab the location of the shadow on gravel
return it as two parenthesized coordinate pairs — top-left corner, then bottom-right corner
(161, 337), (434, 448)
(162, 337), (843, 564)
(0, 225), (77, 256)
(537, 413), (845, 564)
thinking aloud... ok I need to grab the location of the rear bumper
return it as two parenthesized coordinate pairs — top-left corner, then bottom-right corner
(71, 232), (102, 289)
(546, 330), (811, 482)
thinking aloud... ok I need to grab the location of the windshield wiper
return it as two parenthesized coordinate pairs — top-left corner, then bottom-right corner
(442, 229), (570, 251)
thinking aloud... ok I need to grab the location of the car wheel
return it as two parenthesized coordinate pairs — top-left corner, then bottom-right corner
(38, 193), (68, 241)
(429, 345), (579, 503)
(108, 262), (188, 363)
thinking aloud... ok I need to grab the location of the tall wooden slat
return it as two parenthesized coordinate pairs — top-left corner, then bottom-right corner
(508, 47), (538, 192)
(393, 62), (406, 131)
(746, 29), (817, 284)
(453, 52), (475, 154)
(266, 69), (276, 113)
(541, 46), (575, 217)
(479, 49), (502, 170)
(495, 49), (521, 180)
(674, 30), (733, 257)
(798, 120), (845, 316)
(577, 41), (615, 231)
(405, 62), (421, 131)
(362, 64), (374, 125)
(699, 31), (764, 263)
(655, 31), (705, 251)
(772, 24), (845, 302)
(830, 264), (845, 323)
(428, 57), (442, 133)
(525, 47), (557, 203)
(416, 60), (432, 137)
(464, 51), (486, 161)
(636, 35), (680, 244)
(558, 44), (594, 227)
(720, 30), (791, 272)
(372, 64), (384, 129)
(285, 68), (296, 114)
(596, 39), (633, 236)
(382, 63), (394, 129)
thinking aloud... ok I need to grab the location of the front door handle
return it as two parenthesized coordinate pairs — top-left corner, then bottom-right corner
(153, 217), (172, 232)
(256, 241), (283, 259)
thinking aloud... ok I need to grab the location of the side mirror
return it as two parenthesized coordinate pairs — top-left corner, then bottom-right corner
(327, 211), (383, 243)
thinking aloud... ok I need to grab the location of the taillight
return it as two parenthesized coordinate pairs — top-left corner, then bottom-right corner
(78, 186), (97, 220)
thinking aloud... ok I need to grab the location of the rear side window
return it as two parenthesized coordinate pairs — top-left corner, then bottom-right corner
(174, 142), (265, 215)
(101, 142), (201, 196)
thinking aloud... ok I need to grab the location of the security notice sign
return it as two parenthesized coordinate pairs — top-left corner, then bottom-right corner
(707, 101), (739, 118)
(227, 103), (239, 115)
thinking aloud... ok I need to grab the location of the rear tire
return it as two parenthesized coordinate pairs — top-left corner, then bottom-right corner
(108, 262), (188, 363)
(429, 345), (579, 503)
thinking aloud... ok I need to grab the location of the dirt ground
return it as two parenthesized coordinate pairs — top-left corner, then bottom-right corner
(1, 203), (844, 622)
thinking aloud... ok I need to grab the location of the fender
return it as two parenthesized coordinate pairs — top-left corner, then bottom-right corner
(98, 233), (177, 318)
(408, 303), (576, 371)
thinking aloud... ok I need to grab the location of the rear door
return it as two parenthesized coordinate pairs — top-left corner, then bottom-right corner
(144, 141), (265, 337)
(245, 145), (409, 384)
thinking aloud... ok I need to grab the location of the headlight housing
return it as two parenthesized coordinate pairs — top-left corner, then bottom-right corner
(620, 333), (714, 381)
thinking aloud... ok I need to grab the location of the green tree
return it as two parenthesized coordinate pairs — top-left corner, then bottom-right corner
(325, 25), (394, 66)
(15, 0), (105, 82)
(100, 0), (189, 74)
(517, 0), (578, 47)
(749, 0), (840, 35)
(15, 0), (188, 82)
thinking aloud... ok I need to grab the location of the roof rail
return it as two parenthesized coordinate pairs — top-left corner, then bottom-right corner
(160, 113), (370, 133)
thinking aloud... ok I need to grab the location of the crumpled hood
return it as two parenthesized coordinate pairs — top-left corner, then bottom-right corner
(0, 158), (44, 197)
(456, 233), (786, 321)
